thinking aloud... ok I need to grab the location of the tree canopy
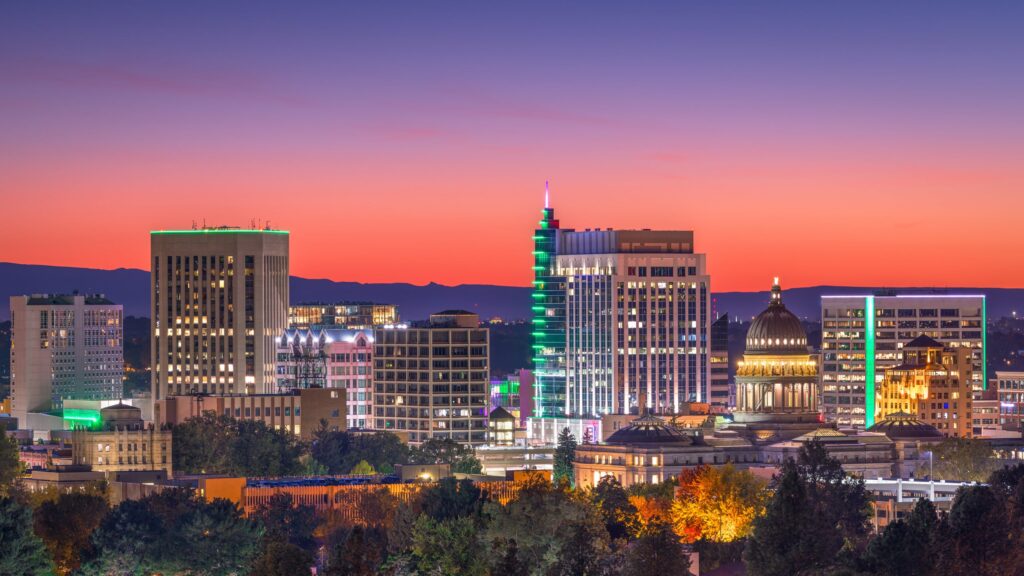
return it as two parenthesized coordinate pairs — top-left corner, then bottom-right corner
(553, 427), (578, 486)
(172, 411), (304, 477)
(0, 497), (54, 576)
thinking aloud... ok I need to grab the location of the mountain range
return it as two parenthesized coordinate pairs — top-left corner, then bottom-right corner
(2, 262), (1023, 322)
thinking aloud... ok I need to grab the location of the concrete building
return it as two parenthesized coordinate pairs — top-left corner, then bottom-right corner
(155, 387), (346, 440)
(877, 335), (974, 437)
(995, 371), (1024, 431)
(374, 311), (489, 445)
(151, 228), (289, 400)
(72, 404), (172, 476)
(288, 302), (399, 330)
(821, 293), (986, 428)
(10, 294), (123, 421)
(276, 329), (374, 428)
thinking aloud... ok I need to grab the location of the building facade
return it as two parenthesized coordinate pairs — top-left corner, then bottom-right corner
(995, 371), (1024, 430)
(72, 404), (172, 476)
(532, 197), (569, 420)
(710, 313), (731, 406)
(10, 294), (123, 420)
(276, 329), (374, 428)
(155, 387), (346, 440)
(877, 336), (974, 438)
(374, 311), (489, 445)
(150, 228), (289, 400)
(288, 302), (398, 330)
(555, 229), (712, 417)
(821, 294), (986, 428)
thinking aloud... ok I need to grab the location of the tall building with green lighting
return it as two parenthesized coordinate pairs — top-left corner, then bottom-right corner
(531, 194), (569, 421)
(821, 293), (986, 428)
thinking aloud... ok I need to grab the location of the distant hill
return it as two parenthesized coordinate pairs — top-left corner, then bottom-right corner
(2, 262), (1023, 322)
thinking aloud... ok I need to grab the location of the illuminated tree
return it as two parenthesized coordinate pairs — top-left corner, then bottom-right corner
(351, 459), (376, 475)
(33, 492), (109, 575)
(932, 437), (997, 482)
(671, 464), (769, 543)
(553, 427), (577, 486)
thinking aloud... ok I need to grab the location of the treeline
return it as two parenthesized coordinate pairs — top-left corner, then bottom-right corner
(171, 412), (482, 477)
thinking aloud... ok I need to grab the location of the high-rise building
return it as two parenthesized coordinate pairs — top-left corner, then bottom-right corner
(276, 328), (374, 428)
(150, 228), (289, 401)
(374, 311), (489, 445)
(876, 335), (974, 437)
(288, 302), (399, 330)
(556, 229), (711, 415)
(820, 293), (986, 428)
(532, 191), (568, 420)
(10, 294), (124, 420)
(710, 314), (730, 406)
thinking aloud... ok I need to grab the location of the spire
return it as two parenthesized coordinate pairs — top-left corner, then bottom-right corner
(544, 180), (550, 209)
(770, 277), (782, 306)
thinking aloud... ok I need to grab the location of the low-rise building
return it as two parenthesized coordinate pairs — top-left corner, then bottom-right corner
(155, 387), (346, 440)
(877, 335), (974, 437)
(996, 371), (1024, 431)
(71, 404), (173, 476)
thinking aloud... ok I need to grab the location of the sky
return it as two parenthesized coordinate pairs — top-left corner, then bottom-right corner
(2, 1), (1023, 291)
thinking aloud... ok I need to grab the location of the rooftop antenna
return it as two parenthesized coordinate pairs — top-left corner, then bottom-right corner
(544, 180), (550, 209)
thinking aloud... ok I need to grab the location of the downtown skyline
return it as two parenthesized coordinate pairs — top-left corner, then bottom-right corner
(3, 1), (1024, 290)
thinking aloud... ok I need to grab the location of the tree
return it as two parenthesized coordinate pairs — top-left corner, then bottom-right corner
(312, 428), (409, 474)
(251, 493), (318, 553)
(411, 515), (487, 576)
(82, 490), (262, 575)
(172, 412), (304, 477)
(325, 525), (386, 576)
(484, 476), (611, 574)
(409, 438), (483, 475)
(547, 514), (613, 576)
(939, 485), (1011, 575)
(419, 477), (484, 521)
(863, 498), (938, 576)
(250, 541), (314, 576)
(351, 459), (376, 475)
(489, 538), (529, 576)
(553, 427), (577, 486)
(591, 475), (637, 541)
(33, 492), (109, 575)
(744, 440), (870, 576)
(0, 434), (23, 495)
(0, 497), (54, 576)
(931, 437), (997, 482)
(672, 464), (769, 543)
(621, 525), (691, 576)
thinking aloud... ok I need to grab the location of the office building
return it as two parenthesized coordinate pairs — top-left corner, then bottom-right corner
(150, 227), (289, 400)
(821, 293), (986, 427)
(71, 403), (172, 476)
(10, 294), (123, 421)
(995, 371), (1024, 430)
(556, 229), (711, 414)
(276, 328), (374, 428)
(532, 194), (569, 421)
(374, 311), (489, 445)
(876, 335), (974, 438)
(155, 387), (346, 440)
(710, 313), (730, 406)
(490, 369), (533, 427)
(289, 302), (399, 330)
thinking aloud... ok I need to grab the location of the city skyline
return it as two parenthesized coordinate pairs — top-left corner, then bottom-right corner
(4, 2), (1024, 291)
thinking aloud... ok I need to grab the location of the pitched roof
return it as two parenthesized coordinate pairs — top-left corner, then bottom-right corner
(904, 334), (944, 349)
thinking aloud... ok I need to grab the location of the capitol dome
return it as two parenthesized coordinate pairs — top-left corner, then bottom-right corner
(867, 412), (943, 440)
(745, 278), (808, 355)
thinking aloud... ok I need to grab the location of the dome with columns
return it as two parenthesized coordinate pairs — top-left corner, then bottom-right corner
(745, 278), (808, 355)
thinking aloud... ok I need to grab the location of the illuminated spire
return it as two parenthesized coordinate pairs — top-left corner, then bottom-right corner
(771, 277), (782, 305)
(544, 180), (550, 209)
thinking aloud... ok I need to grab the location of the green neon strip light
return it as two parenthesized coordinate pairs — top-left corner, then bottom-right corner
(63, 408), (101, 426)
(983, 296), (988, 389)
(865, 296), (876, 428)
(151, 230), (289, 235)
(532, 319), (546, 324)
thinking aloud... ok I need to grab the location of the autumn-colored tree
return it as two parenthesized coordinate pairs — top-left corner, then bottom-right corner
(627, 494), (672, 537)
(672, 464), (769, 543)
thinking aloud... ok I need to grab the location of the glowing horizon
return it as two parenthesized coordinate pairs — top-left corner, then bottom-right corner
(3, 2), (1024, 291)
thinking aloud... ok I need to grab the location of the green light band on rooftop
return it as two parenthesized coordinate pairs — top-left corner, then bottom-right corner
(151, 229), (289, 235)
